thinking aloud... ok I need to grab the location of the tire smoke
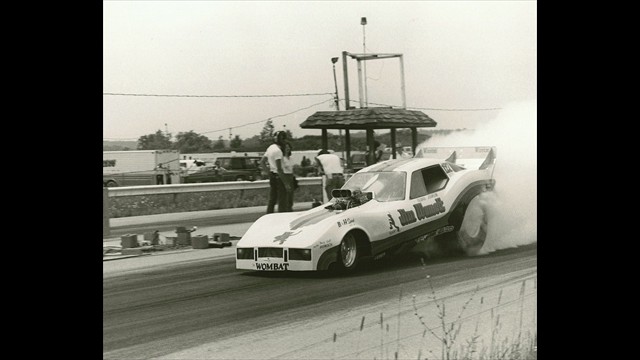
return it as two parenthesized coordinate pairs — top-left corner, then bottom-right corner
(421, 99), (537, 254)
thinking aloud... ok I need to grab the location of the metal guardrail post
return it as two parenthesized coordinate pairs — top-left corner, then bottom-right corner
(103, 187), (110, 237)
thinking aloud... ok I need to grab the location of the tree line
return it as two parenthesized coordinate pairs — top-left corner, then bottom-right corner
(111, 119), (467, 154)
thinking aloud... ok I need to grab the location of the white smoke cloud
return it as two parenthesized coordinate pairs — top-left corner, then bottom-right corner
(421, 99), (537, 254)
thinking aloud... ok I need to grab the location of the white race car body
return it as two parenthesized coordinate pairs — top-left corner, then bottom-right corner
(236, 146), (496, 272)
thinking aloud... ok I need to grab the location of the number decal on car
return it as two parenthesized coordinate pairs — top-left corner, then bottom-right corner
(441, 163), (453, 173)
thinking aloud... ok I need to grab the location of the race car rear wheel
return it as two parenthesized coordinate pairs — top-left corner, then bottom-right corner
(434, 192), (488, 256)
(338, 233), (359, 271)
(456, 194), (488, 256)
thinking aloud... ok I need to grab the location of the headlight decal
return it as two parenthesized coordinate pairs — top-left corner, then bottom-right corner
(289, 248), (312, 261)
(236, 247), (254, 260)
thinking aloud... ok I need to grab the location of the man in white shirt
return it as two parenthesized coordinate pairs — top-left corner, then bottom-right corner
(315, 149), (345, 202)
(260, 131), (293, 213)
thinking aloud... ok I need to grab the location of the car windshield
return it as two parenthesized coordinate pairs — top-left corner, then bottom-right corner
(342, 171), (406, 202)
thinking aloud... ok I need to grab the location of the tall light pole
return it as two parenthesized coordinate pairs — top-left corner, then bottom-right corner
(361, 16), (368, 108)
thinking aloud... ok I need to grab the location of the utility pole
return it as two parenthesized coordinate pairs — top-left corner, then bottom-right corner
(332, 57), (344, 161)
(361, 17), (368, 108)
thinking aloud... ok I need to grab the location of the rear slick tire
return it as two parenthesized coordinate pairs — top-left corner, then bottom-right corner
(456, 194), (488, 256)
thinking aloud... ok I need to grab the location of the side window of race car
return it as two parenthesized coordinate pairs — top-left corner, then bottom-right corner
(410, 165), (449, 199)
(423, 165), (449, 193)
(410, 170), (428, 199)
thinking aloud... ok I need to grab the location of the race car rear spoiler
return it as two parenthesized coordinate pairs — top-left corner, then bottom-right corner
(414, 146), (497, 170)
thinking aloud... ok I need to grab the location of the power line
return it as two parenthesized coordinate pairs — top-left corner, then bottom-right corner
(103, 97), (334, 141)
(199, 98), (334, 135)
(103, 92), (334, 98)
(103, 137), (139, 141)
(410, 105), (502, 111)
(103, 98), (502, 141)
(357, 100), (502, 111)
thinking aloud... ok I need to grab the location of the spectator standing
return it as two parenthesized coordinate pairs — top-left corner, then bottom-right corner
(260, 131), (292, 213)
(315, 150), (345, 202)
(280, 142), (295, 212)
(365, 140), (384, 165)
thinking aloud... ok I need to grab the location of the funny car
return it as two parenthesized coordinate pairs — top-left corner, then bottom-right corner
(235, 146), (497, 273)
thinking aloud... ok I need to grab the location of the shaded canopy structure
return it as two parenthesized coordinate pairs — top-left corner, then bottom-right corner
(300, 107), (437, 168)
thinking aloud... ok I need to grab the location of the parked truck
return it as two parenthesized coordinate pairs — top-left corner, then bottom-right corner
(103, 150), (181, 187)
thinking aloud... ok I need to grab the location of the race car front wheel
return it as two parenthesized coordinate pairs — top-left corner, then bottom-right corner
(456, 194), (488, 256)
(338, 233), (359, 271)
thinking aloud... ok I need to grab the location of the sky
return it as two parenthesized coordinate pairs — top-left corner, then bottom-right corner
(103, 1), (537, 142)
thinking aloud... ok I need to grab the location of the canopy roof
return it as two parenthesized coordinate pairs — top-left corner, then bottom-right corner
(300, 108), (437, 130)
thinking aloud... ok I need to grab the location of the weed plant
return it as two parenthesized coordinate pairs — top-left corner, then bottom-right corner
(331, 258), (537, 360)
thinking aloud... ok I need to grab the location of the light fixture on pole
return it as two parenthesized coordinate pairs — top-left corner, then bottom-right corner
(331, 57), (340, 111)
(361, 17), (368, 108)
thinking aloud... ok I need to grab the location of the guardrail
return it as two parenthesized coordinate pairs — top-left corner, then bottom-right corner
(107, 177), (323, 197)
